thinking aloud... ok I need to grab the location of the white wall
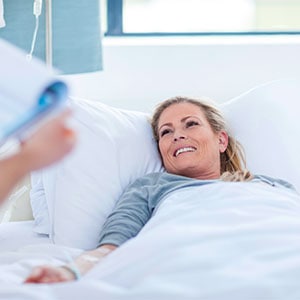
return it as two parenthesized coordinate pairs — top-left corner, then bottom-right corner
(65, 35), (300, 113)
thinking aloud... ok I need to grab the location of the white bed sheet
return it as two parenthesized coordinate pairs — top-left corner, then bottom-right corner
(0, 182), (300, 299)
(0, 221), (51, 252)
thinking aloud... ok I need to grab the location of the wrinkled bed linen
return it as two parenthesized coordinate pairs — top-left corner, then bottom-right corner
(0, 182), (300, 299)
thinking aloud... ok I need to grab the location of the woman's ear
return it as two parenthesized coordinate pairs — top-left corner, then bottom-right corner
(218, 131), (228, 153)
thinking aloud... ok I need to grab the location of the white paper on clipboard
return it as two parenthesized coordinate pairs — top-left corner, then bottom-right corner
(0, 38), (68, 143)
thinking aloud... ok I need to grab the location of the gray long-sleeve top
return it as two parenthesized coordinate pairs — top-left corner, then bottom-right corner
(98, 172), (295, 247)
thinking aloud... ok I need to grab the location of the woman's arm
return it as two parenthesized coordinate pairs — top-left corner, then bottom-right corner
(24, 244), (117, 283)
(98, 179), (153, 246)
(24, 177), (154, 284)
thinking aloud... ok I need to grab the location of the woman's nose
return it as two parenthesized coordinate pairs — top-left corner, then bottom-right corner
(173, 131), (187, 142)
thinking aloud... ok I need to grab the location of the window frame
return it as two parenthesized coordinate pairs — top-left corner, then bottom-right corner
(105, 0), (300, 37)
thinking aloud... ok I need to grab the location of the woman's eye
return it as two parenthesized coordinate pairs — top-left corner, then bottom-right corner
(186, 120), (199, 128)
(160, 129), (171, 137)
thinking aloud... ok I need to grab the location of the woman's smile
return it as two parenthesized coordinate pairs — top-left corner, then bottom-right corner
(173, 146), (196, 157)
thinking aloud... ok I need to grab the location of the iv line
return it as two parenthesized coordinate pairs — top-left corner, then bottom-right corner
(26, 15), (39, 61)
(26, 0), (43, 61)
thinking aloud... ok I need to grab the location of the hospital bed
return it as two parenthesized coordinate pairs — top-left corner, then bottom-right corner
(0, 78), (299, 299)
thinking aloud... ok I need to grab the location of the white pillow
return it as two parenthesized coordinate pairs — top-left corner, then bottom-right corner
(221, 78), (300, 192)
(31, 97), (163, 249)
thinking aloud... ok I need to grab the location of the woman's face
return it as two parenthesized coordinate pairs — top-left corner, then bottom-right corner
(157, 103), (228, 179)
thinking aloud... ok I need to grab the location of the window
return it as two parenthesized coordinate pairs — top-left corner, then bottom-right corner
(103, 0), (300, 36)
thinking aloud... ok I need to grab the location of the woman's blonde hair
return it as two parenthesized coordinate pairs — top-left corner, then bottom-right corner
(151, 96), (252, 181)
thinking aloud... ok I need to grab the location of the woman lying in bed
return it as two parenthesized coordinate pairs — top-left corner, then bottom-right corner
(24, 96), (295, 283)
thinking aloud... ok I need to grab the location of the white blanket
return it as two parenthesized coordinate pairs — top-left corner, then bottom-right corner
(0, 181), (300, 299)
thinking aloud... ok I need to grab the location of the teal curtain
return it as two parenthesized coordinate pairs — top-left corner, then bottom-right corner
(0, 0), (102, 74)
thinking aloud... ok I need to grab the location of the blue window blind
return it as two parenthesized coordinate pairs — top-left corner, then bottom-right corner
(0, 0), (102, 74)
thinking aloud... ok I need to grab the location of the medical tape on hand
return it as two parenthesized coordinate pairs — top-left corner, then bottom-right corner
(81, 255), (101, 263)
(95, 247), (112, 255)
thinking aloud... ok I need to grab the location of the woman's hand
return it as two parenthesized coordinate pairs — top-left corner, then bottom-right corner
(24, 245), (116, 284)
(24, 265), (76, 284)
